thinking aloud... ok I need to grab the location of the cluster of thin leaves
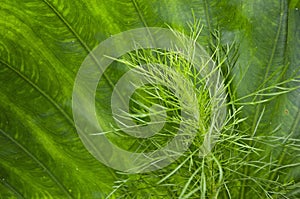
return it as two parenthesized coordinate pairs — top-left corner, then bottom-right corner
(105, 22), (300, 199)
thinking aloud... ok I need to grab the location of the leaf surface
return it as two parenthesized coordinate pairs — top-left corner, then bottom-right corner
(0, 0), (299, 198)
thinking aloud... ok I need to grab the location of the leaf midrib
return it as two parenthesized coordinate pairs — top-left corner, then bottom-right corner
(0, 59), (74, 125)
(250, 0), (286, 133)
(131, 0), (149, 27)
(0, 177), (24, 199)
(203, 0), (213, 40)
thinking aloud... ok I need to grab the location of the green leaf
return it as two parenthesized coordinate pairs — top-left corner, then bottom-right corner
(0, 0), (299, 198)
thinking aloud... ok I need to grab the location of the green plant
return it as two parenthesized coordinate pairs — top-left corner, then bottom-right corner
(0, 0), (299, 198)
(101, 23), (300, 198)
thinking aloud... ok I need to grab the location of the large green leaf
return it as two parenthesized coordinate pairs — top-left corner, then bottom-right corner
(0, 0), (299, 198)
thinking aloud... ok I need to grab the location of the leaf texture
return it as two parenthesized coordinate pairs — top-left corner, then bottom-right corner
(0, 0), (299, 198)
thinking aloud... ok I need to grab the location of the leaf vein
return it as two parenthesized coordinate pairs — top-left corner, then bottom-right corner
(0, 129), (73, 198)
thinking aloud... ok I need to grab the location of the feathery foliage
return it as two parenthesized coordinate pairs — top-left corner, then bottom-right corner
(0, 0), (299, 198)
